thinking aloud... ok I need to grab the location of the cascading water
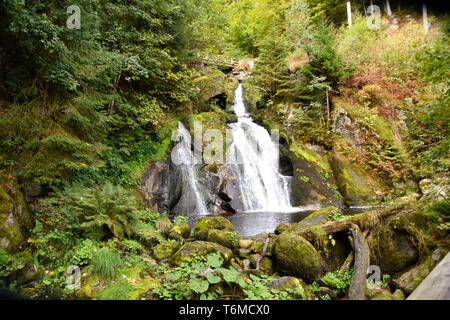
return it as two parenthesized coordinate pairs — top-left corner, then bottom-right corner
(170, 121), (208, 215)
(227, 84), (294, 212)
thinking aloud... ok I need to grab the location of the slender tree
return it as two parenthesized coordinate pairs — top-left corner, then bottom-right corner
(347, 1), (352, 28)
(423, 2), (429, 34)
(386, 0), (392, 16)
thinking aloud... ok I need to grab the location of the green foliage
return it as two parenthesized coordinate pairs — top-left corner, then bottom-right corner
(329, 208), (350, 221)
(303, 19), (347, 90)
(153, 252), (304, 300)
(309, 281), (320, 293)
(71, 239), (100, 266)
(173, 215), (188, 225)
(96, 278), (134, 300)
(381, 274), (391, 289)
(40, 182), (142, 240)
(409, 27), (450, 176)
(91, 249), (123, 280)
(429, 200), (450, 216)
(0, 250), (31, 277)
(321, 268), (353, 296)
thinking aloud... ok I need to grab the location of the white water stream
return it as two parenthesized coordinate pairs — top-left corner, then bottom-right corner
(226, 84), (295, 212)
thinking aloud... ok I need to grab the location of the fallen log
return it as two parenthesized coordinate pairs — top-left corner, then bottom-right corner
(407, 252), (450, 300)
(347, 223), (370, 300)
(339, 230), (369, 275)
(298, 194), (418, 240)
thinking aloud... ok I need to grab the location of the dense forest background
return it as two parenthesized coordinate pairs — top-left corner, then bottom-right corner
(0, 0), (448, 300)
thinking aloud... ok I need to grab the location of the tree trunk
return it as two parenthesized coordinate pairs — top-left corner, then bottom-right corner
(347, 1), (352, 28)
(348, 223), (370, 300)
(423, 3), (429, 35)
(326, 88), (330, 124)
(386, 0), (392, 16)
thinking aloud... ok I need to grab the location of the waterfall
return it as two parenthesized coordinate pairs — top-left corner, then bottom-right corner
(227, 84), (294, 212)
(171, 121), (208, 215)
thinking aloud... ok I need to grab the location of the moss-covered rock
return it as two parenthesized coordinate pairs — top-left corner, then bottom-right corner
(205, 229), (239, 250)
(239, 239), (254, 249)
(194, 216), (235, 240)
(417, 177), (450, 210)
(258, 256), (273, 275)
(370, 289), (405, 300)
(248, 238), (274, 256)
(370, 291), (394, 300)
(289, 142), (344, 208)
(266, 276), (313, 300)
(169, 241), (233, 266)
(166, 223), (191, 241)
(272, 232), (322, 282)
(329, 153), (378, 206)
(194, 217), (238, 250)
(275, 207), (337, 235)
(238, 248), (251, 259)
(275, 222), (297, 235)
(316, 286), (337, 300)
(0, 176), (32, 252)
(368, 215), (423, 274)
(152, 241), (180, 261)
(77, 266), (103, 299)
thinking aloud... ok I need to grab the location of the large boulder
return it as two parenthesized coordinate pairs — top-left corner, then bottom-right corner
(0, 176), (32, 252)
(166, 223), (191, 241)
(152, 241), (180, 261)
(170, 241), (233, 266)
(194, 217), (238, 250)
(368, 215), (423, 274)
(272, 231), (322, 282)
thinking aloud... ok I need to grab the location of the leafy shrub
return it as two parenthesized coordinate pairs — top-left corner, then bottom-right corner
(321, 268), (353, 296)
(380, 274), (391, 289)
(173, 215), (188, 225)
(43, 182), (142, 240)
(71, 239), (99, 267)
(91, 249), (123, 280)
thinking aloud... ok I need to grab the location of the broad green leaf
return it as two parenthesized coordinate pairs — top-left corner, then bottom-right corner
(205, 272), (221, 284)
(189, 278), (209, 294)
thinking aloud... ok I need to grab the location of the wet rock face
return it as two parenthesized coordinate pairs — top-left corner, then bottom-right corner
(204, 168), (236, 215)
(333, 108), (367, 151)
(289, 151), (344, 209)
(140, 160), (170, 215)
(140, 158), (237, 216)
(329, 153), (378, 206)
